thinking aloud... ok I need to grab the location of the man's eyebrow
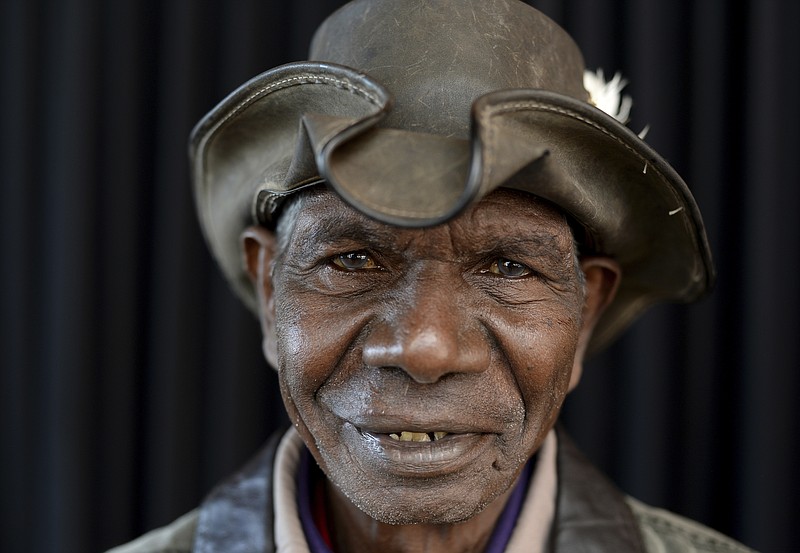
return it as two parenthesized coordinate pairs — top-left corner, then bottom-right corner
(482, 234), (562, 249)
(294, 212), (400, 250)
(471, 233), (570, 256)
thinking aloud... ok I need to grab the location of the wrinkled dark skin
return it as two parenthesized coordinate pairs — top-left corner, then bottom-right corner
(242, 188), (620, 553)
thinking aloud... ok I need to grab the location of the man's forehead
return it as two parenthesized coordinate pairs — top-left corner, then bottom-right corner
(282, 187), (573, 249)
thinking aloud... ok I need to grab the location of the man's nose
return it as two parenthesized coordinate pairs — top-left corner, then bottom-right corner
(362, 281), (490, 384)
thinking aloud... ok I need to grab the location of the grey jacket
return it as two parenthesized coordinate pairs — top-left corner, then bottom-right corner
(107, 429), (755, 552)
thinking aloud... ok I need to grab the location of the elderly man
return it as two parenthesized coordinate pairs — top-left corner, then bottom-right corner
(110, 0), (754, 551)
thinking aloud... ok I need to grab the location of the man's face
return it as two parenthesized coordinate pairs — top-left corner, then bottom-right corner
(245, 188), (615, 525)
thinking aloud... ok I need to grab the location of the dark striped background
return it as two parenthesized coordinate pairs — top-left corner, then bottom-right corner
(1, 1), (796, 551)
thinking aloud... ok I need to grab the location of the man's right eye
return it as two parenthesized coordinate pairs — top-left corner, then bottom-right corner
(331, 251), (381, 271)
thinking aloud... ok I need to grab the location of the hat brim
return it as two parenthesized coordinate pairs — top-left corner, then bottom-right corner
(190, 62), (714, 355)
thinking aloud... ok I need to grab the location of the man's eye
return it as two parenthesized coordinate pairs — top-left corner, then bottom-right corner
(332, 251), (381, 271)
(488, 258), (532, 278)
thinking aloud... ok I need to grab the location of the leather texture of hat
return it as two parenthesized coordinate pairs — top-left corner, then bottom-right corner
(190, 0), (714, 354)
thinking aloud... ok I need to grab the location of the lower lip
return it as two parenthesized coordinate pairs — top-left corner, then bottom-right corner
(342, 423), (496, 478)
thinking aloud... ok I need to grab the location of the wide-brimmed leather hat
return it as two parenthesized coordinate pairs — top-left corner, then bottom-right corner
(190, 0), (714, 354)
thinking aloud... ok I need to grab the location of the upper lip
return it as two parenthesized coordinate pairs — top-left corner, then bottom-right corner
(318, 377), (521, 435)
(337, 412), (504, 435)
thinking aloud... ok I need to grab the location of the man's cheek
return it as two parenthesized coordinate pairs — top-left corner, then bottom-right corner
(275, 320), (305, 360)
(274, 290), (332, 360)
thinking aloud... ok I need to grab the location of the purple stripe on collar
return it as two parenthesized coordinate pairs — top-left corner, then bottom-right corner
(483, 459), (534, 553)
(297, 449), (332, 553)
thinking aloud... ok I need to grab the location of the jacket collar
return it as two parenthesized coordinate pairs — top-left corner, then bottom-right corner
(193, 432), (280, 553)
(550, 428), (646, 551)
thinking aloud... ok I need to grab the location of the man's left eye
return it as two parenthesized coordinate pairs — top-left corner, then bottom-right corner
(332, 251), (381, 271)
(487, 258), (532, 278)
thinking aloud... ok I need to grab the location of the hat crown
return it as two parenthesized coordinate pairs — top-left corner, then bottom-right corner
(310, 0), (588, 137)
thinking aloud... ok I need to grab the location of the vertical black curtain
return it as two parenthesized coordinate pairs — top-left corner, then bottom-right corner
(1, 1), (796, 551)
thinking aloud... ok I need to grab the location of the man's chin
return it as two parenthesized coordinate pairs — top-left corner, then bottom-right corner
(323, 465), (513, 528)
(343, 488), (493, 527)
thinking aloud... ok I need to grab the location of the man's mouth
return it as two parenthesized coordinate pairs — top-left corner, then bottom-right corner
(388, 431), (449, 442)
(345, 424), (494, 477)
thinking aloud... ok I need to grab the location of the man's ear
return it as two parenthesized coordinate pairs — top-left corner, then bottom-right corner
(241, 226), (279, 368)
(568, 256), (621, 392)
